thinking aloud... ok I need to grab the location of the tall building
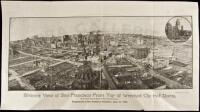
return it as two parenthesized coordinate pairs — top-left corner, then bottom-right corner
(171, 19), (182, 40)
(175, 18), (181, 30)
(132, 38), (150, 59)
(165, 22), (173, 39)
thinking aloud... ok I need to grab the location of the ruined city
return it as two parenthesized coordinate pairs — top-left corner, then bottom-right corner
(8, 17), (193, 90)
(8, 30), (192, 90)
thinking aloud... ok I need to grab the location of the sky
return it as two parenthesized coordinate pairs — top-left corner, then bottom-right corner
(10, 17), (192, 41)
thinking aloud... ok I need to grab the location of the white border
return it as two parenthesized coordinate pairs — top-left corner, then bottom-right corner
(1, 1), (199, 110)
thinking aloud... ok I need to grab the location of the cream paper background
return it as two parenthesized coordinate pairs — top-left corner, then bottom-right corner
(1, 1), (199, 110)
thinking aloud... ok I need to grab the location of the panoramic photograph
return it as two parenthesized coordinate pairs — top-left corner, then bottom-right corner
(8, 17), (193, 90)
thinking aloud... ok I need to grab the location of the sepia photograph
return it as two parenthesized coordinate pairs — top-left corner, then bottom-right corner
(165, 17), (192, 43)
(1, 1), (199, 111)
(8, 17), (193, 90)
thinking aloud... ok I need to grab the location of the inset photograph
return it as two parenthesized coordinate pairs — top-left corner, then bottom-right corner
(165, 17), (192, 43)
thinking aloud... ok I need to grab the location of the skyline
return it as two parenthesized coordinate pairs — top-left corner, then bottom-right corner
(10, 17), (192, 41)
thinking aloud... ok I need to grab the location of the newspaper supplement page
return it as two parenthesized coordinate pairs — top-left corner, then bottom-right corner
(1, 1), (199, 111)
